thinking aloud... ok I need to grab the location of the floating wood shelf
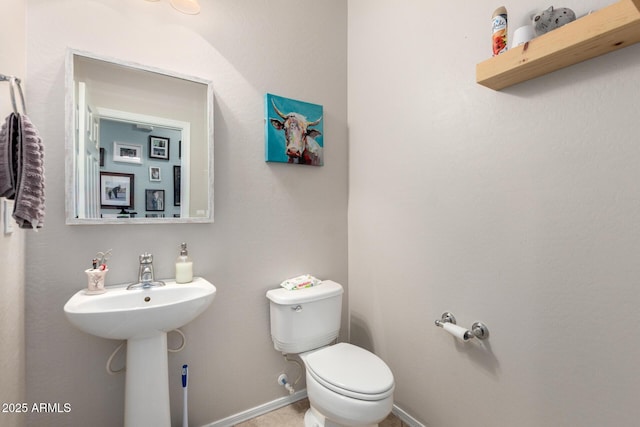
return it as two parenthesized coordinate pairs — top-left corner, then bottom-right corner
(476, 0), (640, 90)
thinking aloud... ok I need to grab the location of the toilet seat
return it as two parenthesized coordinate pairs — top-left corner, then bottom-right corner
(304, 343), (394, 401)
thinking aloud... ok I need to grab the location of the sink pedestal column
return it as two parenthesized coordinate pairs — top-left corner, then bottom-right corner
(124, 333), (171, 427)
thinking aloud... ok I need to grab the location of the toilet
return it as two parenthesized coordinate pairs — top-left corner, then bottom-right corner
(266, 280), (394, 427)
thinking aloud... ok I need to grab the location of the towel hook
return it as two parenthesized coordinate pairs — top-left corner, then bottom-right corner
(1, 73), (27, 115)
(9, 76), (27, 116)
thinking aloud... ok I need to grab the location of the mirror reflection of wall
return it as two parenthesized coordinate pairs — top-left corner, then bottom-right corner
(99, 119), (182, 218)
(66, 50), (214, 224)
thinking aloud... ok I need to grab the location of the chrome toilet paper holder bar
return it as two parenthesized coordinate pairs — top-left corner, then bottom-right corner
(434, 312), (489, 340)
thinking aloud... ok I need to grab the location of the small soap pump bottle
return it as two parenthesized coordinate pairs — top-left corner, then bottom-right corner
(175, 242), (193, 284)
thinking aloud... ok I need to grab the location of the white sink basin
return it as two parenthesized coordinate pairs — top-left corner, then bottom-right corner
(64, 276), (216, 427)
(64, 277), (216, 340)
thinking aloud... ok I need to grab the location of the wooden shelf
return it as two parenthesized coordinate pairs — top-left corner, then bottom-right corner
(476, 0), (640, 90)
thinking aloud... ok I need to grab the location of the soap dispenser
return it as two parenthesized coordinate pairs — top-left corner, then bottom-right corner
(175, 242), (193, 284)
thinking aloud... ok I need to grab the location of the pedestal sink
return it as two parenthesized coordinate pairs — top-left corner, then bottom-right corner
(64, 277), (216, 427)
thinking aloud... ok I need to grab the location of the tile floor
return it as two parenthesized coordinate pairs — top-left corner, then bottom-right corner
(234, 398), (406, 426)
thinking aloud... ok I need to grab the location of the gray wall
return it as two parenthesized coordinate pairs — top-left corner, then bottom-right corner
(0, 1), (26, 427)
(24, 0), (347, 426)
(348, 1), (640, 426)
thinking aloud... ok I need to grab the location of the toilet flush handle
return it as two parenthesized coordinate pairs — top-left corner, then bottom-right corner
(291, 305), (303, 312)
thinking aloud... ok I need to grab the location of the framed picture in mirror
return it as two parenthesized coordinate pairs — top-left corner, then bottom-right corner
(149, 167), (161, 182)
(100, 172), (134, 208)
(173, 166), (181, 206)
(113, 141), (142, 164)
(146, 189), (165, 211)
(149, 136), (170, 160)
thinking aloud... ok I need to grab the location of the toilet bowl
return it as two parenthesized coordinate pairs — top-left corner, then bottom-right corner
(301, 343), (394, 427)
(266, 281), (395, 427)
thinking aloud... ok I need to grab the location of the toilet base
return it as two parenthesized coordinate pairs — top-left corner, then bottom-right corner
(304, 406), (377, 427)
(304, 365), (392, 427)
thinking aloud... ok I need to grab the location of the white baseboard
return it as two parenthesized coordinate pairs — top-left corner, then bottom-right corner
(201, 389), (425, 427)
(202, 389), (308, 427)
(392, 404), (427, 427)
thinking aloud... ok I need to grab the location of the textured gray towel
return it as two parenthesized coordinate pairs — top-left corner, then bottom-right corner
(0, 113), (20, 198)
(13, 114), (45, 229)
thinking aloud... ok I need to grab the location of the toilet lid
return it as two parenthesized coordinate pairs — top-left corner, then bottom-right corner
(305, 343), (394, 400)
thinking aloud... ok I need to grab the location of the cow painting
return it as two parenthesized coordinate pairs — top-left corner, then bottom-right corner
(265, 94), (324, 166)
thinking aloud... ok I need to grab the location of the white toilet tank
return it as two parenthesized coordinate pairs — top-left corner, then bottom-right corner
(266, 280), (343, 354)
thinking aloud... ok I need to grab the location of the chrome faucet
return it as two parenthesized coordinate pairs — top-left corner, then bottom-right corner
(127, 253), (166, 290)
(138, 253), (154, 284)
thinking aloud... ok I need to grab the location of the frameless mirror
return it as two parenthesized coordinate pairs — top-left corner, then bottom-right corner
(65, 49), (214, 224)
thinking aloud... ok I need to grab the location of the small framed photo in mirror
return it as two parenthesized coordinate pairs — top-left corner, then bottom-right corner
(173, 166), (181, 206)
(149, 167), (161, 182)
(149, 136), (170, 160)
(113, 141), (143, 164)
(145, 189), (165, 212)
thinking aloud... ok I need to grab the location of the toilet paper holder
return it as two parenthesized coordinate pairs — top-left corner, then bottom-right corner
(434, 312), (489, 340)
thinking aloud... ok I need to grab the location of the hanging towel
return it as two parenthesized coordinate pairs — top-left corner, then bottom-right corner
(13, 114), (45, 229)
(0, 113), (20, 198)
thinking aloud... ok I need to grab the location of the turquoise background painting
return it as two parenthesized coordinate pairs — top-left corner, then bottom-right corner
(264, 93), (324, 165)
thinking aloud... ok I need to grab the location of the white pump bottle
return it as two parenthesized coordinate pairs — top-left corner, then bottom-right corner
(175, 242), (193, 284)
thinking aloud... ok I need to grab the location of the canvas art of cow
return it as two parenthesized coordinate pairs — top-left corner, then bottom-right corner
(265, 94), (324, 166)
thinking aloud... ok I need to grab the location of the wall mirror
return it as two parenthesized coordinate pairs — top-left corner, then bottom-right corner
(65, 49), (214, 224)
